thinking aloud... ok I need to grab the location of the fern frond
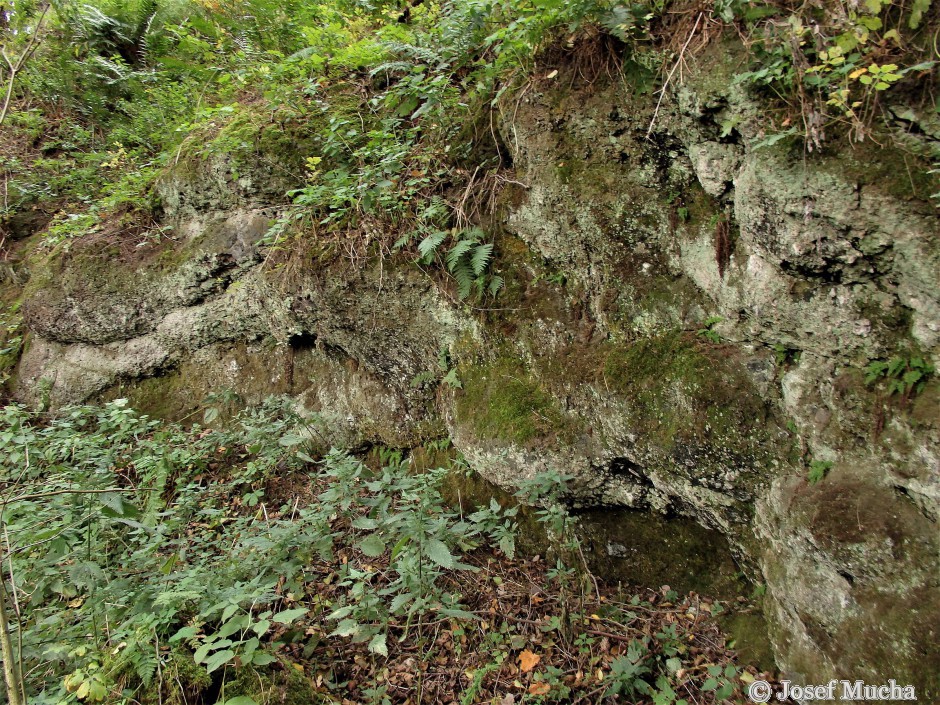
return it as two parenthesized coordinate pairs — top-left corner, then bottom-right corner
(470, 243), (493, 276)
(369, 61), (415, 76)
(488, 275), (504, 297)
(452, 261), (475, 299)
(418, 230), (447, 260)
(446, 239), (475, 272)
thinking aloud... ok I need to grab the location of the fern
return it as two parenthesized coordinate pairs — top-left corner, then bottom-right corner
(418, 230), (448, 260)
(488, 275), (504, 297)
(416, 228), (499, 300)
(446, 238), (476, 271)
(470, 243), (492, 275)
(451, 260), (476, 299)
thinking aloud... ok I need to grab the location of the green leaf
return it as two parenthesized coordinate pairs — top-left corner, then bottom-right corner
(425, 538), (455, 568)
(218, 615), (248, 639)
(272, 607), (308, 624)
(170, 626), (198, 643)
(418, 230), (447, 260)
(250, 653), (276, 666)
(750, 128), (796, 150)
(488, 275), (504, 297)
(326, 605), (354, 621)
(223, 697), (259, 705)
(470, 243), (493, 276)
(277, 434), (305, 447)
(389, 592), (414, 614)
(446, 239), (475, 271)
(442, 368), (462, 389)
(193, 641), (215, 664)
(368, 633), (388, 657)
(451, 261), (475, 300)
(438, 607), (480, 620)
(330, 618), (360, 637)
(909, 0), (932, 28)
(204, 650), (235, 673)
(351, 516), (379, 530)
(703, 677), (719, 691)
(159, 554), (178, 575)
(359, 534), (387, 557)
(221, 603), (240, 622)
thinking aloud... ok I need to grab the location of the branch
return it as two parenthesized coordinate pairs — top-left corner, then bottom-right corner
(0, 2), (51, 128)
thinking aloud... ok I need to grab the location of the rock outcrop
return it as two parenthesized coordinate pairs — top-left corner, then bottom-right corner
(8, 41), (939, 695)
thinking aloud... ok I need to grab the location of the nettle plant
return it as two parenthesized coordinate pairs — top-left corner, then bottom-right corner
(0, 398), (521, 704)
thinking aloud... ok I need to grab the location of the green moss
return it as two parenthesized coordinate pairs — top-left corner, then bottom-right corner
(455, 354), (580, 446)
(721, 612), (776, 673)
(830, 138), (936, 203)
(576, 506), (747, 599)
(139, 649), (211, 705)
(222, 661), (336, 705)
(108, 370), (203, 421)
(601, 331), (771, 457)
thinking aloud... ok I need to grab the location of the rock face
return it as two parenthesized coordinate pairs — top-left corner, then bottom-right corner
(7, 43), (939, 695)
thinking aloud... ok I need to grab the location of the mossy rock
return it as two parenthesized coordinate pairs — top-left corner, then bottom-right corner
(454, 354), (581, 447)
(219, 661), (337, 705)
(601, 331), (773, 458)
(720, 612), (777, 674)
(575, 507), (747, 599)
(138, 648), (211, 705)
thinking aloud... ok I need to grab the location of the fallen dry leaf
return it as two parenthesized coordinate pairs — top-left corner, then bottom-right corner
(518, 649), (541, 673)
(528, 683), (551, 696)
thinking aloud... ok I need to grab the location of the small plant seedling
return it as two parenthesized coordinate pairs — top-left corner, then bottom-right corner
(696, 317), (724, 344)
(865, 356), (934, 398)
(808, 460), (833, 484)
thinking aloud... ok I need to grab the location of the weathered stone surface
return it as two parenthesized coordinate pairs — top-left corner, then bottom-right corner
(7, 39), (939, 696)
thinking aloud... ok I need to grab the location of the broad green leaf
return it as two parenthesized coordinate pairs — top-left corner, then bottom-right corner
(204, 649), (235, 673)
(218, 615), (248, 639)
(330, 618), (360, 637)
(368, 633), (388, 657)
(359, 534), (386, 557)
(272, 607), (308, 624)
(351, 516), (379, 530)
(170, 626), (199, 643)
(250, 653), (276, 666)
(194, 641), (215, 664)
(425, 538), (455, 568)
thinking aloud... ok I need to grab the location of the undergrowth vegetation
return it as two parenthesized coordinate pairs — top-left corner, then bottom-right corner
(0, 399), (768, 704)
(1, 0), (936, 286)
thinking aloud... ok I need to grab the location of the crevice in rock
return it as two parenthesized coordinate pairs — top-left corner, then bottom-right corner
(607, 456), (652, 486)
